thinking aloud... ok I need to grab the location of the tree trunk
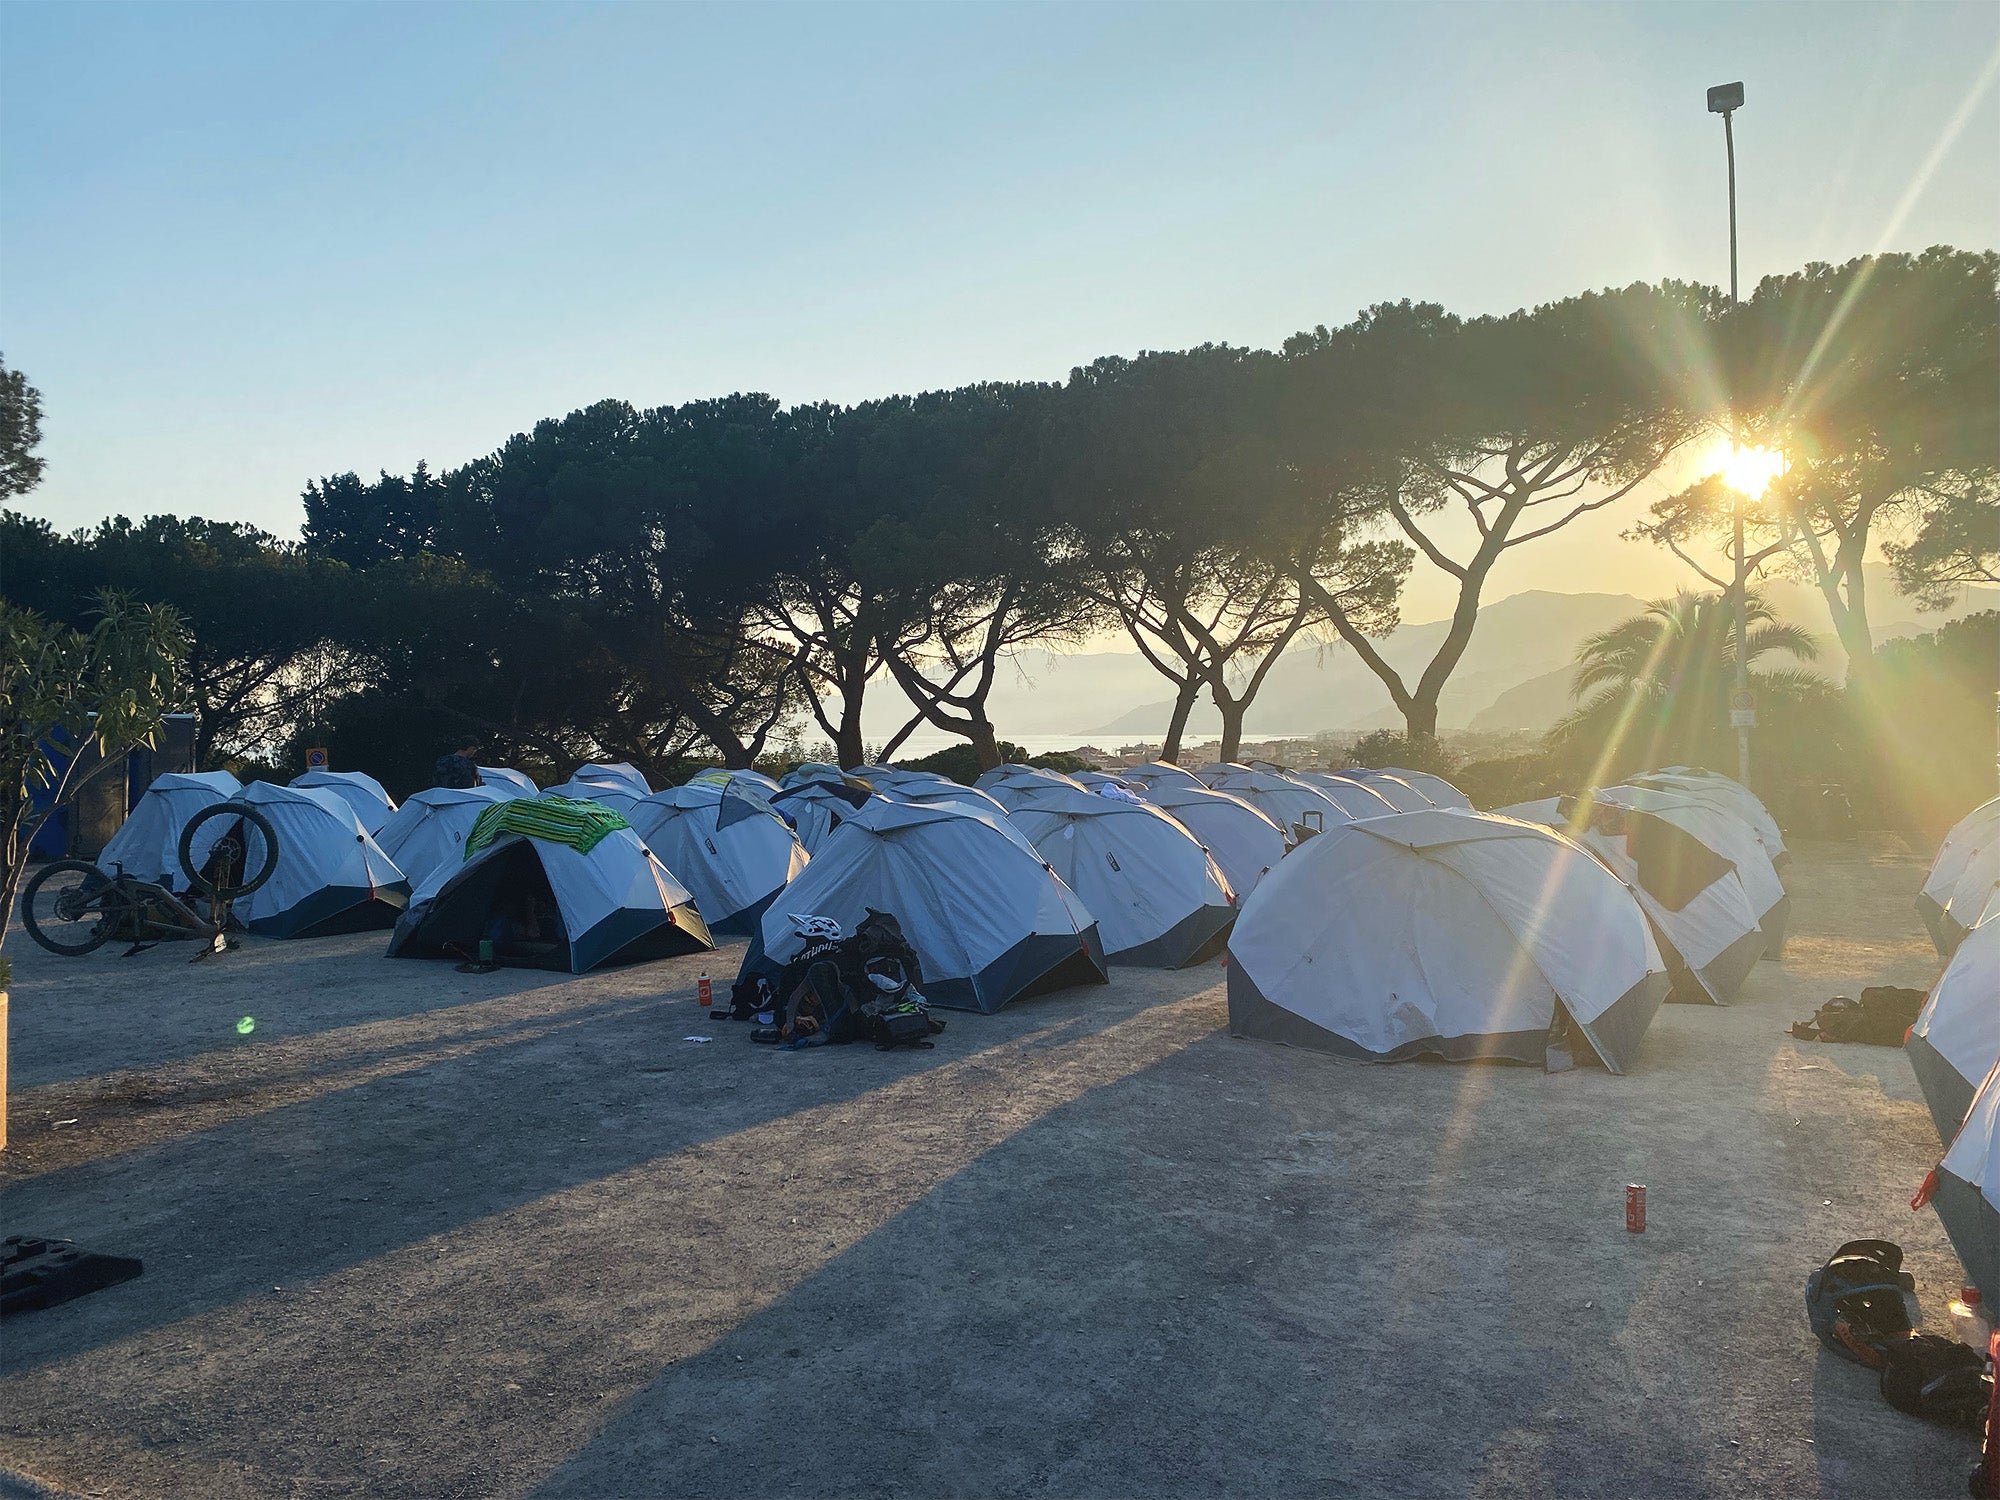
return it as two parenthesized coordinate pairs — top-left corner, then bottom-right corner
(1402, 697), (1440, 741)
(968, 719), (1002, 772)
(1160, 680), (1199, 763)
(833, 712), (866, 771)
(1216, 696), (1247, 764)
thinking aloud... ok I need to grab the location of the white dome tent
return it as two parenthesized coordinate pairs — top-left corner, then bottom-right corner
(189, 782), (410, 938)
(1002, 783), (1236, 967)
(479, 766), (539, 795)
(1634, 767), (1788, 870)
(1227, 810), (1668, 1072)
(1197, 765), (1346, 840)
(96, 770), (243, 888)
(1377, 768), (1474, 810)
(1131, 781), (1286, 899)
(1921, 798), (2000, 958)
(542, 781), (644, 814)
(289, 769), (397, 831)
(372, 785), (514, 888)
(1908, 894), (2000, 1142)
(571, 762), (652, 797)
(1501, 794), (1766, 1006)
(1593, 783), (1790, 955)
(1119, 761), (1207, 793)
(1925, 1052), (2000, 1302)
(1329, 770), (1434, 812)
(975, 763), (1087, 807)
(880, 779), (1013, 819)
(768, 778), (872, 856)
(391, 821), (713, 973)
(745, 797), (1107, 1013)
(627, 780), (809, 937)
(1288, 771), (1401, 820)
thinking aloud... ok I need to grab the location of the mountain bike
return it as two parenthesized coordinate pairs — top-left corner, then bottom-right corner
(19, 801), (281, 961)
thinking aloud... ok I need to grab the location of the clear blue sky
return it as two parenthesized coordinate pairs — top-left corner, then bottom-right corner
(4, 0), (1997, 598)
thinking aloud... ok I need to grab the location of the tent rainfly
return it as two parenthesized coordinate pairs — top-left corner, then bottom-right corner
(289, 770), (398, 831)
(743, 796), (1107, 1013)
(626, 780), (809, 936)
(1501, 795), (1765, 1006)
(1228, 809), (1668, 1071)
(372, 785), (514, 888)
(1908, 897), (2000, 1142)
(390, 824), (712, 972)
(1003, 784), (1237, 967)
(479, 766), (539, 795)
(96, 770), (244, 888)
(880, 779), (1014, 819)
(1926, 1052), (2000, 1302)
(1133, 781), (1287, 898)
(780, 761), (845, 788)
(188, 782), (411, 938)
(1920, 798), (2000, 958)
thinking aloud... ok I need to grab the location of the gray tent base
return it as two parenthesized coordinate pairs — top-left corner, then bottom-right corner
(1932, 1172), (2000, 1303)
(1918, 892), (1950, 956)
(1757, 893), (1793, 958)
(706, 887), (780, 940)
(1102, 904), (1234, 970)
(1663, 922), (1766, 1005)
(1227, 964), (1664, 1074)
(246, 882), (410, 940)
(926, 926), (1110, 1014)
(1908, 1033), (1979, 1145)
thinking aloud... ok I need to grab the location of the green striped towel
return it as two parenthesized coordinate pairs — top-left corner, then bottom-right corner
(464, 796), (633, 859)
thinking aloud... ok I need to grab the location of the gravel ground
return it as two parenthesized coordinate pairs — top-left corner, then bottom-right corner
(0, 837), (1977, 1498)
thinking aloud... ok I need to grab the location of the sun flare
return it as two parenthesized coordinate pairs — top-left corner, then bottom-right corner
(1709, 441), (1789, 500)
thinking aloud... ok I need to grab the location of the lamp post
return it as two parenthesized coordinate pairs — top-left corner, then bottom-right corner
(1708, 79), (1752, 788)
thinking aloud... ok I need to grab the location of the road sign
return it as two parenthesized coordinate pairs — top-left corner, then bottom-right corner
(1731, 690), (1755, 712)
(1730, 709), (1757, 728)
(304, 747), (330, 770)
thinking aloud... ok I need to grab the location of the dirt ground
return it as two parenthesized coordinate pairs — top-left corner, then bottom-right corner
(0, 837), (1978, 1498)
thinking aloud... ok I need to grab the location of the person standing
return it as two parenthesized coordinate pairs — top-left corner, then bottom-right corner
(433, 742), (481, 789)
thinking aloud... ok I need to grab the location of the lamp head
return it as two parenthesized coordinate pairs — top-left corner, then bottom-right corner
(1707, 82), (1744, 114)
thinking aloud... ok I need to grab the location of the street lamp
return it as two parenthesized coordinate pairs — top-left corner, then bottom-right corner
(1708, 79), (1753, 788)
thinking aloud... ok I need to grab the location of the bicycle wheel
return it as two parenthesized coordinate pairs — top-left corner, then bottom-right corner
(21, 859), (124, 956)
(178, 802), (281, 900)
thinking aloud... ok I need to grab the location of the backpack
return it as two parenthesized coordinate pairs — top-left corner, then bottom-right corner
(1880, 1332), (1991, 1430)
(1806, 1239), (1919, 1367)
(1791, 987), (1928, 1046)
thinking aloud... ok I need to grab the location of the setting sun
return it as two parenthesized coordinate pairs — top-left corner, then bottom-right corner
(1711, 441), (1789, 500)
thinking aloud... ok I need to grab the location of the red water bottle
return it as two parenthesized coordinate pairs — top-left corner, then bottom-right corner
(1626, 1184), (1647, 1233)
(697, 972), (713, 1009)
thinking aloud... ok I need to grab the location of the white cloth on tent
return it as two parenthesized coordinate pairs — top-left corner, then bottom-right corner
(1136, 782), (1287, 896)
(626, 781), (809, 932)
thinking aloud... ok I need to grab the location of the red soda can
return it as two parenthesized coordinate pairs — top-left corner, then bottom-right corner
(697, 972), (713, 1008)
(1626, 1184), (1647, 1233)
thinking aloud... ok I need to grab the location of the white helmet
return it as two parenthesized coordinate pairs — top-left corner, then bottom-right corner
(789, 914), (844, 944)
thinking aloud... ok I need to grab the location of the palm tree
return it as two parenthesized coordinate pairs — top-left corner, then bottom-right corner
(1546, 590), (1824, 782)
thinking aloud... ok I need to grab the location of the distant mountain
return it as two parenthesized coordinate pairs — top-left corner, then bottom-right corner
(860, 572), (1998, 747)
(1468, 666), (1579, 733)
(1086, 590), (1648, 738)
